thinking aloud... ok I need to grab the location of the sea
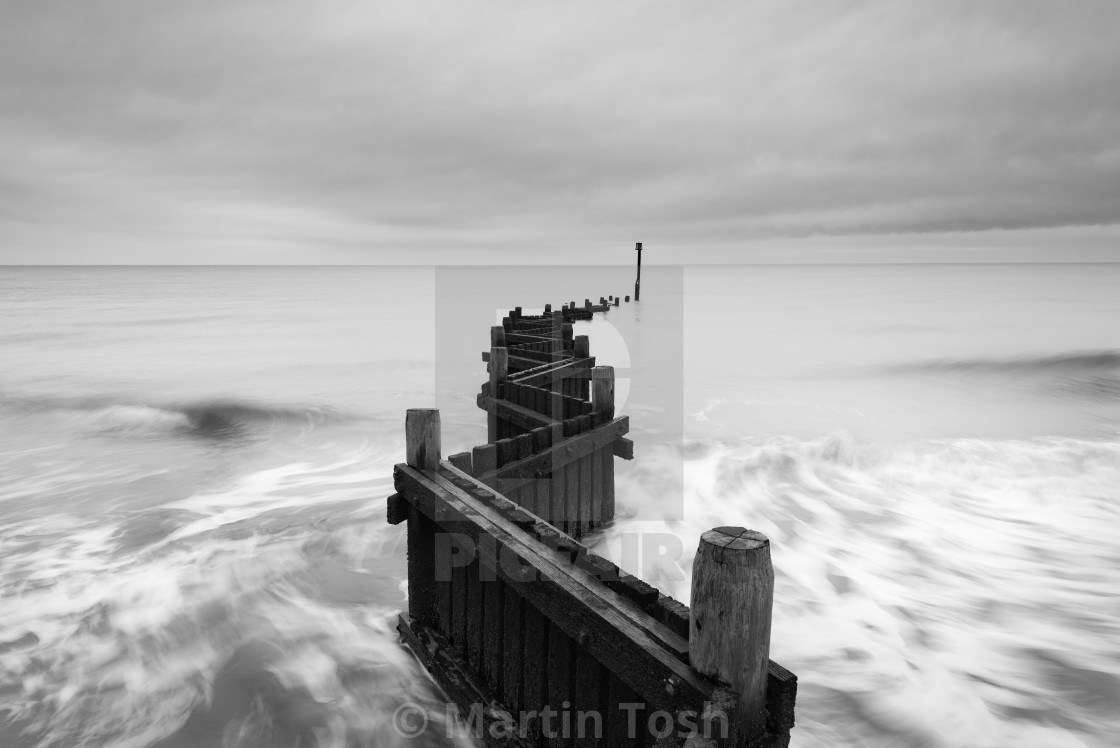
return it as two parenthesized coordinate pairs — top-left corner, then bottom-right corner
(1, 264), (1118, 748)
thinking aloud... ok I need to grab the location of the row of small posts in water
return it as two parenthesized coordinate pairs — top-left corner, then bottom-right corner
(387, 300), (796, 746)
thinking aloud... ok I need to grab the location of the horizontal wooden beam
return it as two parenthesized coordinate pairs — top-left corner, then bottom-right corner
(613, 436), (634, 460)
(386, 492), (408, 525)
(506, 356), (595, 386)
(482, 416), (629, 485)
(482, 352), (560, 372)
(507, 348), (572, 365)
(510, 327), (558, 337)
(505, 332), (569, 346)
(476, 394), (558, 430)
(394, 462), (724, 716)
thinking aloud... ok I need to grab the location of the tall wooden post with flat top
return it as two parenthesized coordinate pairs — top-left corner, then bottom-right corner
(634, 241), (643, 301)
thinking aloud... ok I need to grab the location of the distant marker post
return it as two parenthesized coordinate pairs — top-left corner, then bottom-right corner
(634, 241), (642, 301)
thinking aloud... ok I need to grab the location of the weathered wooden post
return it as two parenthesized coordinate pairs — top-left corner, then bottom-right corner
(488, 347), (509, 442)
(405, 409), (441, 627)
(625, 295), (630, 302)
(690, 527), (774, 743)
(472, 442), (497, 489)
(634, 241), (642, 301)
(592, 366), (616, 524)
(613, 297), (619, 307)
(561, 322), (573, 342)
(584, 298), (591, 309)
(406, 408), (441, 471)
(491, 325), (506, 349)
(574, 335), (590, 359)
(592, 365), (614, 419)
(544, 303), (552, 314)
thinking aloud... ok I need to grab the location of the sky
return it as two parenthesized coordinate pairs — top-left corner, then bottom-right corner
(1, 0), (1118, 265)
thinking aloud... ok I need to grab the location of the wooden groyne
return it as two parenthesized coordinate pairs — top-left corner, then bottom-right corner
(387, 298), (797, 747)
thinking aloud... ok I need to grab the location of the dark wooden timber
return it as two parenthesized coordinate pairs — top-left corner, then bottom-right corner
(691, 528), (775, 743)
(386, 291), (795, 747)
(634, 241), (642, 301)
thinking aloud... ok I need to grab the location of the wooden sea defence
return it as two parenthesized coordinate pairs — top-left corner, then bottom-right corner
(387, 298), (797, 747)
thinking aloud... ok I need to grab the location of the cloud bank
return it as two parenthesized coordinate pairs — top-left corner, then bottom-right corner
(1, 0), (1118, 263)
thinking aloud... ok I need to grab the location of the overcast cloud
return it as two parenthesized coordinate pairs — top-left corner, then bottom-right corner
(1, 0), (1118, 263)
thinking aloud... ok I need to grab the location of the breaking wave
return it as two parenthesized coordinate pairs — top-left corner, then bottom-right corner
(0, 395), (353, 438)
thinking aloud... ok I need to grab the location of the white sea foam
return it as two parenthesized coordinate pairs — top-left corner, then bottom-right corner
(0, 446), (446, 748)
(591, 433), (1120, 747)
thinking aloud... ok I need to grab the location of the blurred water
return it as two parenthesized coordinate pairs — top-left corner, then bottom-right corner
(1, 264), (1118, 747)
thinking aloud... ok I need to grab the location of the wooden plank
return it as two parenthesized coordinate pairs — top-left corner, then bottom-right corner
(602, 443), (616, 523)
(447, 451), (472, 474)
(532, 424), (553, 520)
(503, 584), (525, 713)
(515, 430), (535, 463)
(604, 674), (642, 747)
(386, 492), (408, 525)
(563, 417), (581, 537)
(573, 650), (603, 747)
(550, 390), (565, 422)
(515, 429), (533, 506)
(435, 542), (454, 639)
(511, 328), (560, 339)
(547, 621), (573, 747)
(549, 430), (567, 528)
(509, 348), (570, 364)
(534, 387), (550, 424)
(495, 438), (517, 504)
(473, 443), (498, 490)
(507, 353), (557, 372)
(515, 430), (534, 511)
(766, 660), (798, 736)
(395, 463), (713, 711)
(452, 549), (469, 651)
(487, 416), (627, 481)
(522, 601), (550, 728)
(483, 576), (505, 695)
(477, 394), (558, 431)
(466, 556), (484, 675)
(590, 441), (603, 528)
(577, 416), (593, 537)
(507, 357), (595, 387)
(406, 505), (438, 627)
(613, 437), (634, 460)
(507, 332), (566, 346)
(546, 423), (565, 525)
(489, 349), (509, 443)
